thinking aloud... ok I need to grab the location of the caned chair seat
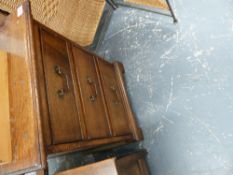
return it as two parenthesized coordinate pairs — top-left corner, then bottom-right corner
(0, 0), (106, 46)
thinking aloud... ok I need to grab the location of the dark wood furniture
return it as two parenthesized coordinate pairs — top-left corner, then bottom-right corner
(55, 151), (149, 175)
(0, 2), (142, 175)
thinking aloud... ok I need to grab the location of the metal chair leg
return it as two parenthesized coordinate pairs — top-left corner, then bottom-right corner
(165, 0), (178, 23)
(106, 0), (118, 10)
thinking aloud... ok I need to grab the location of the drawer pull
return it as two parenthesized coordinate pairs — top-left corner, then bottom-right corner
(57, 89), (65, 98)
(110, 85), (120, 105)
(87, 76), (98, 102)
(54, 65), (70, 98)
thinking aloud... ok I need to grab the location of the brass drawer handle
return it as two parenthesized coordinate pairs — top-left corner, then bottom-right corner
(87, 76), (98, 102)
(57, 89), (65, 98)
(54, 65), (70, 98)
(110, 85), (120, 105)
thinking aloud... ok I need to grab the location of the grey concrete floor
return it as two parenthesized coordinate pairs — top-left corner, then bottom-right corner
(95, 0), (233, 175)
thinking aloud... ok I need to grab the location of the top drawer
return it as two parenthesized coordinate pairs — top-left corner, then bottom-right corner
(40, 30), (82, 144)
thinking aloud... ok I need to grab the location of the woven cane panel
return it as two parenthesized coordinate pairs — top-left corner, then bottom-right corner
(125, 0), (168, 10)
(0, 0), (106, 46)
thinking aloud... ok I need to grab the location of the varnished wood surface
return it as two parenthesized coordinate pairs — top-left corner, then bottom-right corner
(33, 21), (143, 153)
(0, 51), (12, 165)
(71, 46), (111, 140)
(47, 135), (133, 154)
(40, 29), (82, 145)
(116, 151), (149, 175)
(97, 58), (131, 136)
(0, 2), (43, 175)
(114, 62), (143, 141)
(33, 22), (53, 147)
(55, 159), (118, 175)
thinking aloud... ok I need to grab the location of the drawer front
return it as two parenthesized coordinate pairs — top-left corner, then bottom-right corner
(97, 59), (131, 136)
(41, 30), (82, 144)
(72, 46), (110, 139)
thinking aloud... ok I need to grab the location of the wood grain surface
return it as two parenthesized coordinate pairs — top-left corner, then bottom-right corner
(0, 51), (12, 165)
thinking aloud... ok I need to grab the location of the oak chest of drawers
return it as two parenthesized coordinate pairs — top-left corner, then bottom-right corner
(0, 2), (142, 175)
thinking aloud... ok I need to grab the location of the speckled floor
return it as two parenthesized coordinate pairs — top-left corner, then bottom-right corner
(95, 0), (233, 174)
